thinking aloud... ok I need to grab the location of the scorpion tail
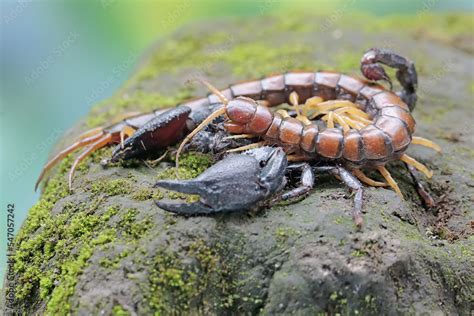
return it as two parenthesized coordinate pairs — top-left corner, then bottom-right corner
(361, 48), (418, 111)
(35, 128), (105, 191)
(68, 134), (112, 191)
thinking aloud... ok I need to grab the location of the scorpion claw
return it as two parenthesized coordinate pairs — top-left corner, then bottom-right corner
(154, 147), (288, 215)
(153, 179), (205, 196)
(155, 199), (214, 215)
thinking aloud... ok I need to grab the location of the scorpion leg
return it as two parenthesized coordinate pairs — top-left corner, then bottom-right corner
(155, 147), (288, 215)
(361, 48), (418, 110)
(313, 165), (364, 227)
(282, 163), (314, 200)
(404, 163), (436, 208)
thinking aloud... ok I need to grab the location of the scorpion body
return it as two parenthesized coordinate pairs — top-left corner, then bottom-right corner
(36, 48), (440, 227)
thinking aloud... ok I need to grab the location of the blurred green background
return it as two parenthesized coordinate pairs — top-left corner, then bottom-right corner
(0, 0), (472, 285)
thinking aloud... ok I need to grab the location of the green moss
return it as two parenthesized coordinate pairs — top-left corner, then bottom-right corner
(12, 161), (124, 313)
(155, 152), (213, 202)
(87, 88), (195, 128)
(100, 249), (130, 269)
(350, 249), (368, 258)
(90, 178), (132, 196)
(119, 209), (154, 240)
(131, 187), (162, 201)
(363, 13), (474, 52)
(147, 239), (245, 314)
(222, 42), (315, 77)
(112, 305), (131, 316)
(275, 227), (300, 247)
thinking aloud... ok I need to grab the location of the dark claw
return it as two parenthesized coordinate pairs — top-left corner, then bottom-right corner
(154, 147), (287, 215)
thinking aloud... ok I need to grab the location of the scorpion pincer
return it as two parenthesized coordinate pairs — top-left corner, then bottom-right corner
(36, 48), (441, 227)
(155, 146), (287, 214)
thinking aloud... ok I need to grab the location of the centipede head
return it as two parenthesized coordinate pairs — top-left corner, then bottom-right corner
(223, 97), (259, 134)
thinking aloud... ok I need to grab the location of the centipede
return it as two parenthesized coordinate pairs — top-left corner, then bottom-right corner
(36, 48), (441, 226)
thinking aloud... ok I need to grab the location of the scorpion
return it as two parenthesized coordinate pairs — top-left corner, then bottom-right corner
(36, 48), (441, 227)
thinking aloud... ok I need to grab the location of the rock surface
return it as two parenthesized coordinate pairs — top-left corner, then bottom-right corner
(6, 13), (474, 315)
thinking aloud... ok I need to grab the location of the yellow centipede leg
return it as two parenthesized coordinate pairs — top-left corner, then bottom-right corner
(287, 154), (309, 162)
(377, 166), (404, 199)
(334, 107), (370, 120)
(289, 91), (302, 117)
(352, 169), (388, 187)
(309, 100), (359, 119)
(120, 126), (136, 149)
(337, 115), (365, 130)
(226, 141), (266, 153)
(302, 96), (324, 117)
(400, 154), (433, 179)
(224, 134), (255, 140)
(276, 109), (291, 118)
(411, 136), (442, 153)
(295, 115), (312, 126)
(333, 112), (350, 133)
(327, 111), (335, 128)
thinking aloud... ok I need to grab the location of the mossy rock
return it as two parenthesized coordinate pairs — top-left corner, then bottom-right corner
(4, 12), (474, 315)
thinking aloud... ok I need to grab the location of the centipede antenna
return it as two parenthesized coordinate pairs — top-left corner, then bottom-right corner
(68, 134), (112, 191)
(76, 127), (104, 140)
(175, 107), (226, 172)
(35, 130), (105, 191)
(197, 78), (229, 105)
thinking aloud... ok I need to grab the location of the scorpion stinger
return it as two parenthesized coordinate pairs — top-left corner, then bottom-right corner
(361, 48), (418, 110)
